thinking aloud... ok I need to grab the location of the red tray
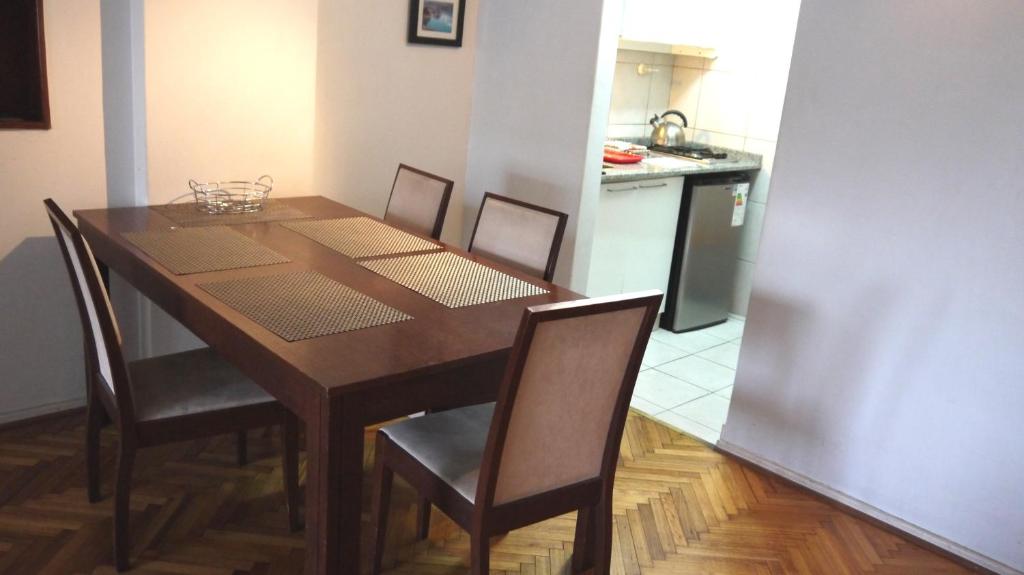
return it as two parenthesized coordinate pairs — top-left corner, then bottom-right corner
(603, 150), (644, 164)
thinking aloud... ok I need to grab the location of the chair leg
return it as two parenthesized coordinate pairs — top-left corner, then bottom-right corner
(572, 505), (596, 574)
(470, 533), (490, 575)
(114, 441), (136, 572)
(416, 497), (431, 540)
(369, 438), (394, 575)
(592, 492), (614, 575)
(236, 430), (248, 466)
(86, 397), (105, 503)
(281, 414), (301, 532)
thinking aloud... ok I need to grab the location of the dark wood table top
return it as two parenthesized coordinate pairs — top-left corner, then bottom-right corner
(75, 196), (582, 410)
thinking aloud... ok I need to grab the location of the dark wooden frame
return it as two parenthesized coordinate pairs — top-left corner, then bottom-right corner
(44, 199), (300, 571)
(384, 163), (454, 240)
(468, 192), (569, 282)
(407, 0), (467, 47)
(0, 0), (51, 130)
(369, 291), (663, 574)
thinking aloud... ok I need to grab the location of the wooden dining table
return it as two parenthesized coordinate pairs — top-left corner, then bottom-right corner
(74, 196), (582, 575)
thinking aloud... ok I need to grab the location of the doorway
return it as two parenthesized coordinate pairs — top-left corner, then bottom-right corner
(596, 0), (802, 443)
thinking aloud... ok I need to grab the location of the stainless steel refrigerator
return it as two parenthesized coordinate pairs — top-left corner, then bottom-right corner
(661, 174), (750, 333)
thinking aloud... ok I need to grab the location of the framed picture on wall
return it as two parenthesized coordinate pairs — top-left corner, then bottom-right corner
(408, 0), (466, 47)
(0, 0), (50, 129)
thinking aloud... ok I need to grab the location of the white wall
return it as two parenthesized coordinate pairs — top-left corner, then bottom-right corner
(101, 0), (149, 361)
(145, 0), (318, 204)
(0, 0), (107, 423)
(464, 0), (622, 289)
(722, 1), (1024, 572)
(140, 0), (319, 356)
(313, 0), (478, 246)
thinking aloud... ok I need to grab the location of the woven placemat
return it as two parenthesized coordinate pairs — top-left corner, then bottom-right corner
(151, 200), (312, 227)
(123, 226), (291, 275)
(359, 252), (549, 308)
(199, 270), (411, 342)
(280, 217), (440, 259)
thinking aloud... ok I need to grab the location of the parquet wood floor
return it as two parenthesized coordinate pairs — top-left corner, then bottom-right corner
(0, 409), (974, 574)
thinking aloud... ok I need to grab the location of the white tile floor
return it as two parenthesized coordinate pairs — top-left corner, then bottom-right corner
(631, 317), (745, 444)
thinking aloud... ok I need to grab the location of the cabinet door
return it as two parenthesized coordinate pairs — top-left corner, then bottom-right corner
(622, 178), (684, 312)
(586, 182), (639, 297)
(588, 177), (684, 314)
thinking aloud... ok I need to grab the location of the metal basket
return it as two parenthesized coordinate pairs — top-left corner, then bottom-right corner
(189, 175), (273, 214)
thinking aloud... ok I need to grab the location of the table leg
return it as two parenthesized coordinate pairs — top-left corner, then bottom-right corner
(305, 394), (365, 575)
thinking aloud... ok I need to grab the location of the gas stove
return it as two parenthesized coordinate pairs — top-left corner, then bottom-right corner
(649, 144), (732, 163)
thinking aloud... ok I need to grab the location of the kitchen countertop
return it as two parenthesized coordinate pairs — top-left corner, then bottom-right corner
(601, 145), (761, 184)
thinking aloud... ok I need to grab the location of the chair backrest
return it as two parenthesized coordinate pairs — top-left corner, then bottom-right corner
(476, 291), (662, 508)
(44, 199), (133, 415)
(468, 193), (568, 282)
(383, 163), (454, 240)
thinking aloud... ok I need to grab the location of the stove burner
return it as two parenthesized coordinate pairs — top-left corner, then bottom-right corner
(650, 145), (729, 161)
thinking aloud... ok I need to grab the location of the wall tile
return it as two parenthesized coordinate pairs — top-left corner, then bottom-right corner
(606, 124), (646, 140)
(647, 67), (674, 122)
(737, 198), (765, 263)
(745, 67), (790, 141)
(691, 129), (745, 150)
(694, 70), (750, 136)
(743, 138), (776, 203)
(609, 62), (651, 126)
(668, 67), (702, 129)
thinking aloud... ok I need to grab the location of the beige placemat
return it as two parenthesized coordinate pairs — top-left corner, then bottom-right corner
(280, 217), (440, 259)
(151, 200), (312, 227)
(123, 226), (291, 275)
(198, 270), (411, 342)
(359, 251), (549, 308)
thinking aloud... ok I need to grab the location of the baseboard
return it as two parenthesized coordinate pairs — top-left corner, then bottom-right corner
(716, 439), (1021, 575)
(0, 397), (87, 427)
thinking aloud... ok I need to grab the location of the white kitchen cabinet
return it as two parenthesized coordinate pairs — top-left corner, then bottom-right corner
(586, 176), (684, 312)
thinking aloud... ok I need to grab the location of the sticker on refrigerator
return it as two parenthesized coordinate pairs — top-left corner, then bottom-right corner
(731, 183), (749, 227)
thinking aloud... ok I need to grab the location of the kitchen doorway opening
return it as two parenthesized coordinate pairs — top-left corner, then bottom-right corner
(591, 0), (803, 443)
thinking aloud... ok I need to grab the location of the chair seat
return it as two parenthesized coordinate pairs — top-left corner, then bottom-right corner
(130, 348), (276, 423)
(381, 403), (495, 503)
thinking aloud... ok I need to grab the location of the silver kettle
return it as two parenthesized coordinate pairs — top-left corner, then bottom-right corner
(649, 110), (689, 147)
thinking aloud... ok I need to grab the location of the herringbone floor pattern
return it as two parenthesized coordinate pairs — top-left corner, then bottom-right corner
(0, 410), (972, 574)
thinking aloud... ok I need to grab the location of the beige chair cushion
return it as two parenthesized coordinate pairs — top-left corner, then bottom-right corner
(131, 348), (276, 422)
(471, 197), (561, 279)
(385, 167), (449, 237)
(380, 403), (495, 503)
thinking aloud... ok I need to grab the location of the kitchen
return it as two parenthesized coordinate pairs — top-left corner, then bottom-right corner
(585, 0), (802, 442)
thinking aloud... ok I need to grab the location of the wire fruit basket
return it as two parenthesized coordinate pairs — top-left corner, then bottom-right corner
(189, 175), (273, 214)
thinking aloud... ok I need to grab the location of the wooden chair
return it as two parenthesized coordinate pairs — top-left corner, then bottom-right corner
(383, 163), (454, 240)
(369, 291), (662, 574)
(468, 192), (568, 282)
(44, 199), (301, 571)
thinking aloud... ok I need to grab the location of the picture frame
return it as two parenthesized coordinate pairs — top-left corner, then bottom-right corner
(0, 0), (50, 130)
(407, 0), (466, 47)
